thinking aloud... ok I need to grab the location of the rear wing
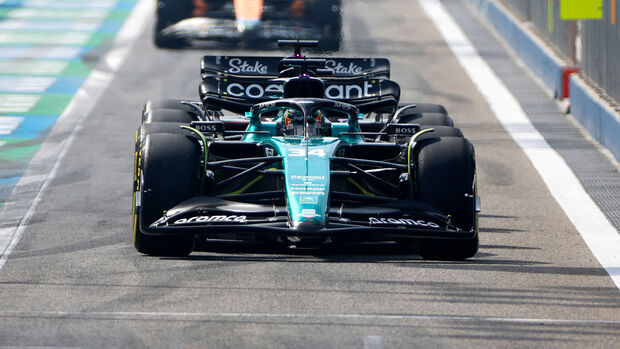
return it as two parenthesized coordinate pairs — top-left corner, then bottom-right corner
(199, 76), (400, 114)
(201, 56), (391, 79)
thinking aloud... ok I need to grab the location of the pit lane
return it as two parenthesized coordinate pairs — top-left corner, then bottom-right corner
(0, 0), (618, 347)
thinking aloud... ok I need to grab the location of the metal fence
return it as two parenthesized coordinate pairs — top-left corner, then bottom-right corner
(497, 0), (620, 103)
(582, 1), (620, 105)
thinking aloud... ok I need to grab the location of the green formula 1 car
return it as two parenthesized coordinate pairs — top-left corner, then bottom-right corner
(133, 40), (480, 259)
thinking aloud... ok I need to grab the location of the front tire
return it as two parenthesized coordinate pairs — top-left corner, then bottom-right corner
(412, 136), (478, 260)
(133, 128), (200, 256)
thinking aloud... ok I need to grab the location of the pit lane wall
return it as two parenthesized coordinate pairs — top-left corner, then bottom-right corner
(0, 0), (140, 209)
(464, 0), (620, 163)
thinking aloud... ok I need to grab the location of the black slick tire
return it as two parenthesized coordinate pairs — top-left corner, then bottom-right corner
(398, 112), (454, 127)
(413, 136), (478, 260)
(142, 109), (198, 124)
(133, 128), (200, 256)
(414, 126), (463, 141)
(398, 103), (448, 114)
(143, 99), (201, 114)
(396, 103), (453, 126)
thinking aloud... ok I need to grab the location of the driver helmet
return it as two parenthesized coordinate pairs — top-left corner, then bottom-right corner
(282, 108), (325, 137)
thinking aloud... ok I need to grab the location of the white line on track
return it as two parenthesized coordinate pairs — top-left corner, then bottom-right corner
(0, 60), (69, 76)
(0, 19), (103, 32)
(419, 0), (620, 289)
(6, 9), (110, 20)
(0, 77), (56, 93)
(0, 310), (619, 326)
(0, 47), (82, 59)
(11, 0), (118, 9)
(0, 116), (24, 135)
(0, 95), (40, 113)
(0, 0), (152, 270)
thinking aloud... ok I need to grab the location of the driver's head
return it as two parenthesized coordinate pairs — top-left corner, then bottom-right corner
(280, 108), (326, 137)
(283, 108), (304, 126)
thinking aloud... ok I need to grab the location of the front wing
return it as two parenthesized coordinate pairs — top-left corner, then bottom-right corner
(160, 17), (324, 43)
(140, 197), (477, 243)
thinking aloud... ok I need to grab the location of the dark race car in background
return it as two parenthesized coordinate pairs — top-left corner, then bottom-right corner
(155, 0), (342, 50)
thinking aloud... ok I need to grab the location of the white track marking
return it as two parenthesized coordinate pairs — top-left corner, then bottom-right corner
(0, 116), (24, 135)
(0, 19), (103, 32)
(419, 0), (620, 289)
(0, 47), (83, 59)
(0, 0), (152, 270)
(20, 0), (118, 9)
(6, 9), (110, 19)
(0, 32), (92, 45)
(0, 60), (69, 76)
(0, 95), (40, 113)
(0, 310), (619, 326)
(0, 77), (55, 93)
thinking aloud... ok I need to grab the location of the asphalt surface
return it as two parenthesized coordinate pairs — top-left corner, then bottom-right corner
(1, 0), (619, 347)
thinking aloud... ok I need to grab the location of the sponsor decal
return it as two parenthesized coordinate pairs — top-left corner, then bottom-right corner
(368, 217), (441, 228)
(325, 81), (376, 100)
(223, 80), (378, 101)
(174, 215), (247, 224)
(331, 101), (350, 110)
(195, 124), (219, 132)
(228, 58), (268, 74)
(292, 182), (324, 187)
(291, 175), (325, 180)
(391, 127), (417, 134)
(264, 146), (275, 157)
(225, 82), (283, 98)
(299, 196), (318, 204)
(301, 209), (319, 218)
(325, 60), (363, 75)
(292, 184), (325, 195)
(192, 121), (224, 133)
(291, 191), (325, 196)
(288, 148), (326, 157)
(292, 183), (325, 189)
(386, 124), (419, 135)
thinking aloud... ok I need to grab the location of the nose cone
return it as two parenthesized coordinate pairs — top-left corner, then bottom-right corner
(236, 18), (260, 32)
(291, 221), (325, 233)
(234, 0), (263, 32)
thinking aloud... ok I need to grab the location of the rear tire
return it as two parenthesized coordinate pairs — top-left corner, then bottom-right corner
(143, 108), (198, 124)
(133, 129), (200, 256)
(398, 103), (447, 114)
(396, 103), (453, 126)
(137, 122), (189, 144)
(412, 137), (478, 260)
(143, 99), (200, 114)
(399, 112), (454, 127)
(414, 125), (463, 141)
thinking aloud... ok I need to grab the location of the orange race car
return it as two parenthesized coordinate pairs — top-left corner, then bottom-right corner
(154, 0), (342, 51)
